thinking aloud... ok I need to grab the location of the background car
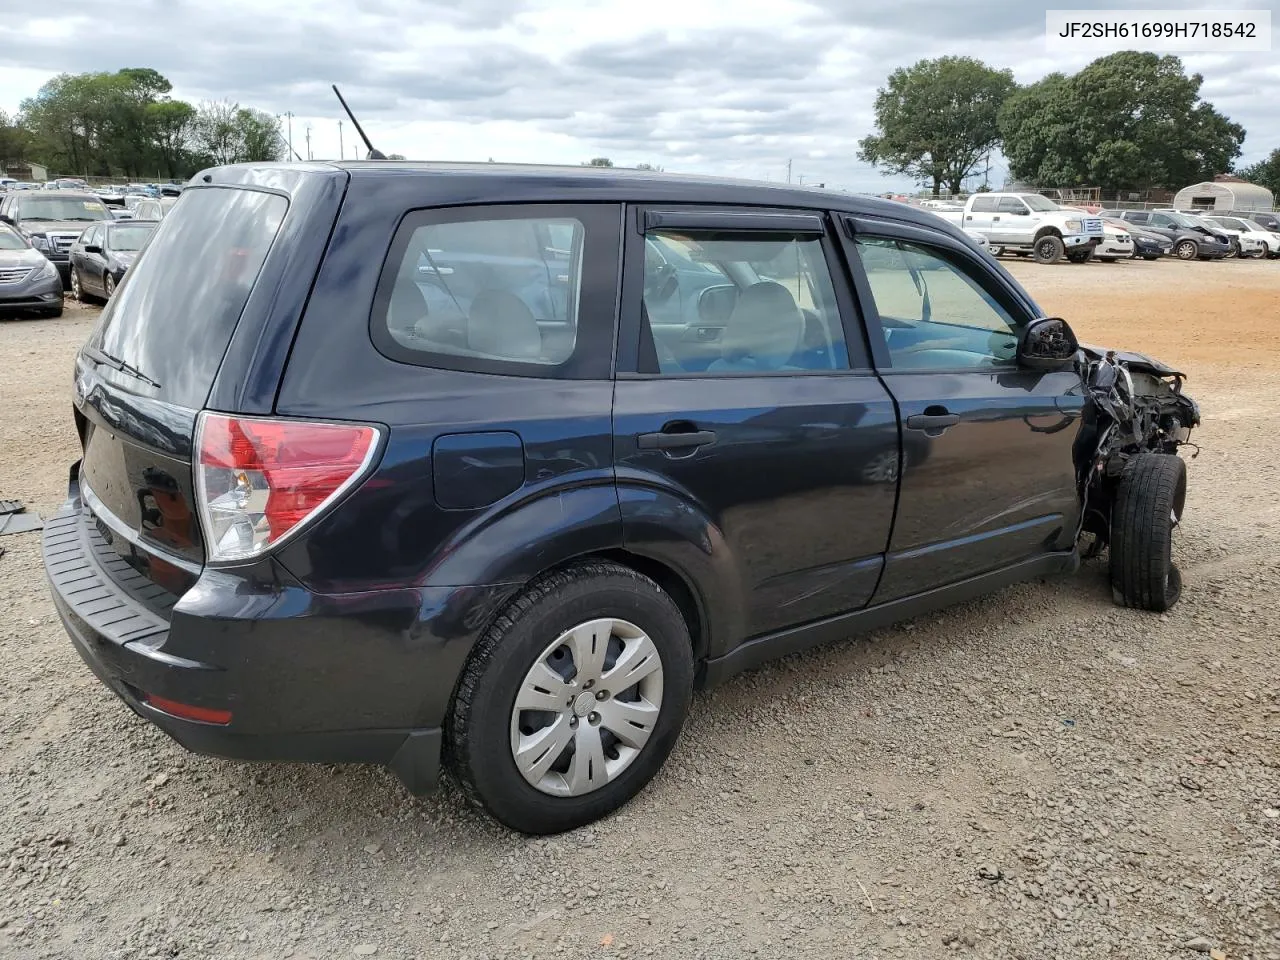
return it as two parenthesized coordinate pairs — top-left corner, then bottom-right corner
(1106, 210), (1231, 261)
(1181, 212), (1265, 258)
(0, 222), (63, 318)
(1204, 214), (1280, 258)
(68, 219), (156, 302)
(1095, 220), (1134, 262)
(1106, 219), (1171, 260)
(0, 189), (116, 286)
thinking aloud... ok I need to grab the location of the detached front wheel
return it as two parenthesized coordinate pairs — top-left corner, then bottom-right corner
(448, 561), (694, 834)
(1109, 454), (1187, 612)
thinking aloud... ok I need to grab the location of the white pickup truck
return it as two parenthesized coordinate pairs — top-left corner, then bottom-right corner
(931, 193), (1105, 264)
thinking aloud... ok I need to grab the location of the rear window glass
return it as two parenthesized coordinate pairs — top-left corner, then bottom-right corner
(382, 215), (584, 366)
(94, 187), (287, 409)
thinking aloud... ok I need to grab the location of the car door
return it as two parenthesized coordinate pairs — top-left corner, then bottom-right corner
(73, 225), (98, 292)
(840, 215), (1084, 605)
(993, 196), (1033, 244)
(962, 195), (998, 237)
(612, 206), (900, 641)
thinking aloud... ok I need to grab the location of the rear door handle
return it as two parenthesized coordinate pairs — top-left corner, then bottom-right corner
(637, 428), (717, 450)
(906, 413), (960, 431)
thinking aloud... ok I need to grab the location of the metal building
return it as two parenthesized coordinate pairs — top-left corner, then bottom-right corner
(1172, 175), (1274, 212)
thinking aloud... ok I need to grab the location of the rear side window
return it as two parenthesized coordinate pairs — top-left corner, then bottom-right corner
(94, 187), (287, 409)
(969, 196), (998, 213)
(372, 204), (621, 379)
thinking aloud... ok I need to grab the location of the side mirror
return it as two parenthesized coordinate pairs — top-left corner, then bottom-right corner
(1018, 317), (1078, 369)
(84, 244), (102, 254)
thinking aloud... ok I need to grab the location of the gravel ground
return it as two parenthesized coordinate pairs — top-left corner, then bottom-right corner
(1, 258), (1277, 960)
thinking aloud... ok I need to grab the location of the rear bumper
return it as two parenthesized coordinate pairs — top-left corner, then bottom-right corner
(40, 492), (503, 795)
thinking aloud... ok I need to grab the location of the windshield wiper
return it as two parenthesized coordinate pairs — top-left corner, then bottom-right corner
(84, 344), (162, 389)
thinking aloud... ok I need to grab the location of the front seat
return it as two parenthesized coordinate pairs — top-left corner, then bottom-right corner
(467, 289), (542, 360)
(707, 281), (805, 373)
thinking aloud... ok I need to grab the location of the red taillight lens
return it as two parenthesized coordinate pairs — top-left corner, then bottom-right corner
(144, 694), (232, 726)
(196, 413), (380, 563)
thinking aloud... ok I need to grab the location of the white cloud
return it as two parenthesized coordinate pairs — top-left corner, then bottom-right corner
(0, 0), (1275, 190)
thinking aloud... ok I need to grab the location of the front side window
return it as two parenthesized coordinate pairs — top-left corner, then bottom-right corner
(856, 237), (1022, 370)
(997, 197), (1029, 215)
(1021, 195), (1060, 212)
(642, 230), (849, 374)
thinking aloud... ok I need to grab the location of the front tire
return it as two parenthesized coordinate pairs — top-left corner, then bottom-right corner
(103, 273), (116, 299)
(1175, 240), (1198, 261)
(1033, 234), (1065, 265)
(448, 561), (694, 834)
(1109, 454), (1187, 612)
(70, 268), (86, 303)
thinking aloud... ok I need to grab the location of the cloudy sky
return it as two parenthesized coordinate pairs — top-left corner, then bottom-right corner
(1, 0), (1277, 192)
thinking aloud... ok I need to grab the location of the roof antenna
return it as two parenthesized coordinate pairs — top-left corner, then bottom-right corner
(331, 84), (386, 160)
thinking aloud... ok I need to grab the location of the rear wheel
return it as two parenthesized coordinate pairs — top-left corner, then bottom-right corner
(1033, 235), (1065, 265)
(448, 561), (694, 834)
(1175, 240), (1198, 261)
(1109, 454), (1187, 612)
(1225, 240), (1240, 259)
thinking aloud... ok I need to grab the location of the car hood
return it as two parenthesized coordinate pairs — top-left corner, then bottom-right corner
(1079, 342), (1185, 378)
(16, 218), (98, 234)
(0, 247), (46, 268)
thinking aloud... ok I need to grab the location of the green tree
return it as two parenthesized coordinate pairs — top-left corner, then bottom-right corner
(193, 101), (284, 166)
(236, 108), (284, 163)
(584, 157), (613, 167)
(0, 110), (30, 170)
(858, 56), (1015, 196)
(999, 52), (1245, 191)
(147, 100), (196, 177)
(1240, 149), (1280, 197)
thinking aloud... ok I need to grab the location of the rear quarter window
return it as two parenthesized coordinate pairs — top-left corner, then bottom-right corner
(371, 203), (622, 379)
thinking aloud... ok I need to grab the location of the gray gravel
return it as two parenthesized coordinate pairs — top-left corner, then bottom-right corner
(2, 265), (1278, 960)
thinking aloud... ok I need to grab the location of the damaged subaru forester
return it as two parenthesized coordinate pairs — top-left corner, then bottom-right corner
(43, 163), (1199, 834)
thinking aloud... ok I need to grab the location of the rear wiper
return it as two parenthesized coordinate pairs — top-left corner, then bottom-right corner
(84, 345), (162, 389)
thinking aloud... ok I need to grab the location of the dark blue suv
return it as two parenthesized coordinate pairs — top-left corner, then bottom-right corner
(43, 163), (1199, 834)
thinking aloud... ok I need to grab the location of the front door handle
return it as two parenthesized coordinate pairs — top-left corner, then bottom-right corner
(637, 425), (717, 450)
(906, 412), (960, 432)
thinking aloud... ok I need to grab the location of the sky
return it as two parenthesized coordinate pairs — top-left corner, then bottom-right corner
(1, 0), (1277, 193)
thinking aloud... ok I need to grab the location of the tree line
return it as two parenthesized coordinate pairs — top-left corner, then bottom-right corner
(858, 51), (1280, 198)
(0, 68), (285, 181)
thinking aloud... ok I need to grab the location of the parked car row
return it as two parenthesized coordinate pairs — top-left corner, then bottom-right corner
(0, 187), (163, 316)
(919, 193), (1280, 265)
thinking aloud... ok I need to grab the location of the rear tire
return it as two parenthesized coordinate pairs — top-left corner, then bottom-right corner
(1033, 235), (1065, 265)
(1109, 454), (1187, 612)
(448, 561), (694, 834)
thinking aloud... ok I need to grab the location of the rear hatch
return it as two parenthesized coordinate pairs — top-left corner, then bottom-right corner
(73, 184), (293, 615)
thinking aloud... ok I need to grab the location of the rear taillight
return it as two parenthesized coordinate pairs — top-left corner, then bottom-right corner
(195, 413), (381, 563)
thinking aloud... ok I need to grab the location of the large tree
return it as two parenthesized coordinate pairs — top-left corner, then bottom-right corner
(193, 101), (285, 165)
(999, 52), (1245, 192)
(0, 110), (30, 170)
(858, 57), (1015, 196)
(1240, 149), (1280, 198)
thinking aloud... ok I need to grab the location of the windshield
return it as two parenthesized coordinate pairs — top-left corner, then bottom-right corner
(95, 186), (288, 408)
(1021, 195), (1060, 212)
(17, 196), (111, 222)
(106, 223), (156, 252)
(0, 226), (28, 250)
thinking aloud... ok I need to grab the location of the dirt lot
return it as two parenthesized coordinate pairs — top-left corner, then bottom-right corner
(1, 258), (1277, 960)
